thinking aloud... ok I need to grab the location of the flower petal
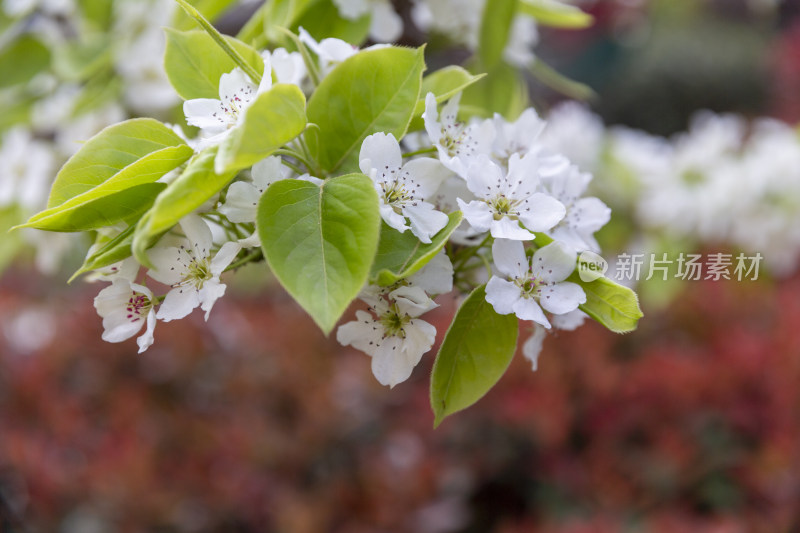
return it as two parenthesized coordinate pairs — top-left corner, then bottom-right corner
(522, 325), (547, 371)
(538, 281), (586, 315)
(492, 238), (528, 279)
(360, 132), (402, 176)
(512, 297), (551, 328)
(517, 192), (566, 233)
(531, 241), (577, 284)
(403, 202), (449, 244)
(156, 287), (200, 322)
(485, 276), (521, 316)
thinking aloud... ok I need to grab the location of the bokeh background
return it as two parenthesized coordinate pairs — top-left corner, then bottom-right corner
(2, 0), (800, 531)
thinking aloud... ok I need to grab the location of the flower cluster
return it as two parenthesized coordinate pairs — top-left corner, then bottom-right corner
(337, 92), (612, 385)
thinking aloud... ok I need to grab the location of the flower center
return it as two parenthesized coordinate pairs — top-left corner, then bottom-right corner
(185, 258), (212, 289)
(379, 306), (412, 338)
(490, 194), (520, 220)
(126, 292), (153, 322)
(514, 274), (545, 300)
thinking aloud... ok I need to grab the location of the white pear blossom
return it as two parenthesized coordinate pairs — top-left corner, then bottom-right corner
(430, 175), (485, 245)
(147, 215), (241, 322)
(360, 132), (451, 243)
(94, 280), (157, 353)
(491, 109), (568, 175)
(457, 154), (566, 241)
(219, 156), (293, 225)
(423, 92), (494, 178)
(298, 28), (359, 75)
(262, 48), (306, 86)
(183, 58), (272, 151)
(542, 165), (611, 252)
(486, 239), (585, 329)
(337, 284), (438, 388)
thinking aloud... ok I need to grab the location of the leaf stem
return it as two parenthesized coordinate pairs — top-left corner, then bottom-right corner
(173, 0), (263, 85)
(225, 249), (263, 272)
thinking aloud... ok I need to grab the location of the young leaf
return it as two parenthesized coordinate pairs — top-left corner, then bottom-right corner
(371, 211), (462, 286)
(132, 147), (237, 263)
(69, 225), (136, 282)
(478, 0), (517, 69)
(306, 46), (426, 174)
(571, 274), (643, 334)
(164, 29), (264, 100)
(171, 0), (239, 31)
(518, 0), (594, 29)
(408, 67), (486, 131)
(215, 83), (307, 173)
(430, 284), (519, 427)
(19, 119), (191, 232)
(257, 173), (380, 334)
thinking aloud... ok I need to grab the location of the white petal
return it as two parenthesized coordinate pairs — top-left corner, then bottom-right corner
(379, 204), (410, 233)
(457, 198), (493, 233)
(137, 310), (157, 353)
(570, 197), (611, 232)
(550, 309), (587, 331)
(423, 92), (442, 144)
(490, 216), (535, 241)
(219, 68), (254, 102)
(219, 181), (260, 223)
(531, 241), (577, 284)
(147, 245), (190, 286)
(370, 336), (409, 387)
(517, 192), (566, 233)
(156, 287), (200, 322)
(408, 249), (453, 295)
(465, 155), (504, 199)
(403, 203), (449, 244)
(491, 238), (528, 279)
(210, 241), (242, 276)
(183, 98), (224, 129)
(251, 155), (287, 190)
(512, 297), (551, 328)
(400, 157), (451, 199)
(199, 280), (227, 320)
(506, 152), (541, 199)
(360, 132), (402, 175)
(180, 214), (213, 259)
(522, 325), (547, 371)
(257, 55), (272, 94)
(401, 318), (436, 359)
(485, 276), (521, 316)
(336, 311), (383, 354)
(538, 282), (586, 315)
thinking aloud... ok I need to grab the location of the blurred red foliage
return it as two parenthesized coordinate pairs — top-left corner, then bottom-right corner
(1, 268), (799, 532)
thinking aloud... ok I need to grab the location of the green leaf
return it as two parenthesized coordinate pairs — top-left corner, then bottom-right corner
(371, 211), (462, 286)
(216, 83), (307, 172)
(69, 225), (135, 282)
(0, 35), (50, 89)
(408, 67), (486, 131)
(133, 147), (237, 264)
(164, 28), (264, 100)
(257, 173), (380, 334)
(571, 274), (643, 334)
(518, 0), (594, 28)
(306, 46), (426, 174)
(20, 119), (191, 232)
(478, 0), (517, 69)
(293, 0), (370, 44)
(430, 284), (519, 427)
